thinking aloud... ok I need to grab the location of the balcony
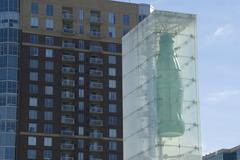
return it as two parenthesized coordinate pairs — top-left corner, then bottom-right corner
(90, 31), (101, 38)
(61, 116), (75, 124)
(89, 45), (103, 52)
(62, 67), (75, 74)
(89, 106), (103, 113)
(62, 28), (74, 34)
(62, 42), (75, 49)
(62, 104), (75, 112)
(61, 130), (75, 136)
(89, 119), (103, 126)
(61, 143), (75, 150)
(60, 157), (74, 160)
(89, 57), (103, 65)
(89, 69), (103, 77)
(89, 131), (103, 138)
(89, 94), (103, 101)
(61, 91), (75, 99)
(89, 81), (103, 89)
(62, 79), (75, 87)
(62, 55), (75, 62)
(89, 144), (103, 152)
(89, 16), (101, 24)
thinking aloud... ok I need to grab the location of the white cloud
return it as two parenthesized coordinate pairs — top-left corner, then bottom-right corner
(213, 24), (235, 37)
(204, 90), (240, 103)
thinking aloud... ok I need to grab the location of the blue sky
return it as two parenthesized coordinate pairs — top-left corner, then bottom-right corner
(119, 0), (240, 155)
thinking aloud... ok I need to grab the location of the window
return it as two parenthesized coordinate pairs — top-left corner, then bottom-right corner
(45, 37), (54, 45)
(78, 127), (84, 135)
(43, 150), (52, 160)
(29, 110), (37, 119)
(46, 4), (53, 16)
(29, 97), (37, 106)
(109, 154), (117, 160)
(123, 28), (129, 36)
(108, 26), (116, 38)
(79, 89), (84, 98)
(108, 56), (116, 64)
(78, 101), (84, 111)
(79, 9), (84, 20)
(31, 17), (39, 28)
(123, 15), (130, 25)
(30, 72), (38, 81)
(44, 111), (53, 120)
(109, 80), (116, 88)
(79, 52), (84, 61)
(108, 43), (117, 53)
(30, 34), (39, 44)
(109, 116), (117, 125)
(28, 123), (37, 132)
(108, 12), (115, 24)
(109, 104), (117, 113)
(79, 40), (85, 49)
(109, 92), (117, 101)
(30, 47), (39, 56)
(45, 86), (53, 95)
(45, 49), (53, 57)
(45, 19), (54, 30)
(109, 68), (116, 76)
(109, 141), (117, 151)
(45, 73), (53, 82)
(109, 129), (117, 138)
(28, 136), (36, 146)
(44, 98), (53, 108)
(78, 140), (84, 149)
(27, 149), (36, 159)
(79, 24), (84, 34)
(31, 2), (38, 14)
(78, 152), (84, 160)
(79, 77), (84, 86)
(29, 84), (38, 94)
(44, 124), (53, 133)
(30, 59), (38, 69)
(44, 137), (52, 146)
(45, 61), (54, 70)
(79, 64), (84, 73)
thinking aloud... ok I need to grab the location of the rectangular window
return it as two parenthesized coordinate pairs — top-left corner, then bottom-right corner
(29, 84), (38, 94)
(109, 116), (118, 125)
(43, 150), (52, 160)
(31, 2), (38, 14)
(45, 49), (53, 57)
(46, 4), (53, 16)
(123, 15), (130, 25)
(45, 73), (53, 82)
(45, 61), (54, 70)
(108, 43), (117, 53)
(109, 154), (117, 160)
(108, 56), (116, 64)
(78, 64), (84, 73)
(79, 9), (84, 20)
(30, 34), (39, 44)
(78, 101), (84, 111)
(31, 17), (39, 28)
(79, 127), (84, 135)
(44, 137), (52, 146)
(79, 89), (84, 98)
(44, 111), (53, 121)
(29, 110), (37, 119)
(27, 149), (36, 159)
(30, 72), (38, 81)
(78, 113), (84, 123)
(109, 104), (117, 113)
(44, 98), (53, 108)
(79, 52), (84, 61)
(45, 86), (53, 95)
(45, 36), (54, 45)
(79, 77), (84, 86)
(79, 24), (84, 34)
(28, 136), (36, 146)
(28, 123), (37, 132)
(108, 26), (116, 38)
(30, 59), (38, 69)
(109, 80), (116, 89)
(109, 129), (117, 138)
(108, 12), (115, 24)
(29, 97), (38, 106)
(109, 92), (117, 101)
(30, 47), (39, 56)
(45, 19), (54, 30)
(44, 124), (53, 133)
(78, 152), (84, 160)
(109, 141), (117, 151)
(79, 40), (85, 49)
(109, 68), (116, 76)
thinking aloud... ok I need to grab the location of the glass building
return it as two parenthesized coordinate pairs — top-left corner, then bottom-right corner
(123, 11), (202, 160)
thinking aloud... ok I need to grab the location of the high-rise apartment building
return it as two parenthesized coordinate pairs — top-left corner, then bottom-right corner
(0, 0), (151, 159)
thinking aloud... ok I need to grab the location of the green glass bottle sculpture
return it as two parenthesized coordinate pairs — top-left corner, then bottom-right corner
(156, 33), (185, 137)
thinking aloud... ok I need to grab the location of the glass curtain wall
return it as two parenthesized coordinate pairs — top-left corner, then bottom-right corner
(123, 11), (201, 160)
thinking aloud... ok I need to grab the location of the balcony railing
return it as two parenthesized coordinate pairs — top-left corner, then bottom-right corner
(61, 130), (75, 136)
(89, 94), (103, 101)
(60, 157), (74, 160)
(89, 45), (103, 52)
(89, 119), (103, 126)
(62, 79), (75, 87)
(89, 57), (103, 64)
(89, 69), (103, 77)
(89, 106), (103, 113)
(61, 117), (75, 124)
(61, 104), (75, 112)
(61, 91), (75, 99)
(62, 55), (75, 62)
(61, 143), (75, 150)
(62, 42), (75, 49)
(89, 16), (101, 24)
(89, 144), (103, 152)
(62, 28), (74, 34)
(89, 132), (103, 138)
(89, 82), (103, 89)
(62, 67), (75, 74)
